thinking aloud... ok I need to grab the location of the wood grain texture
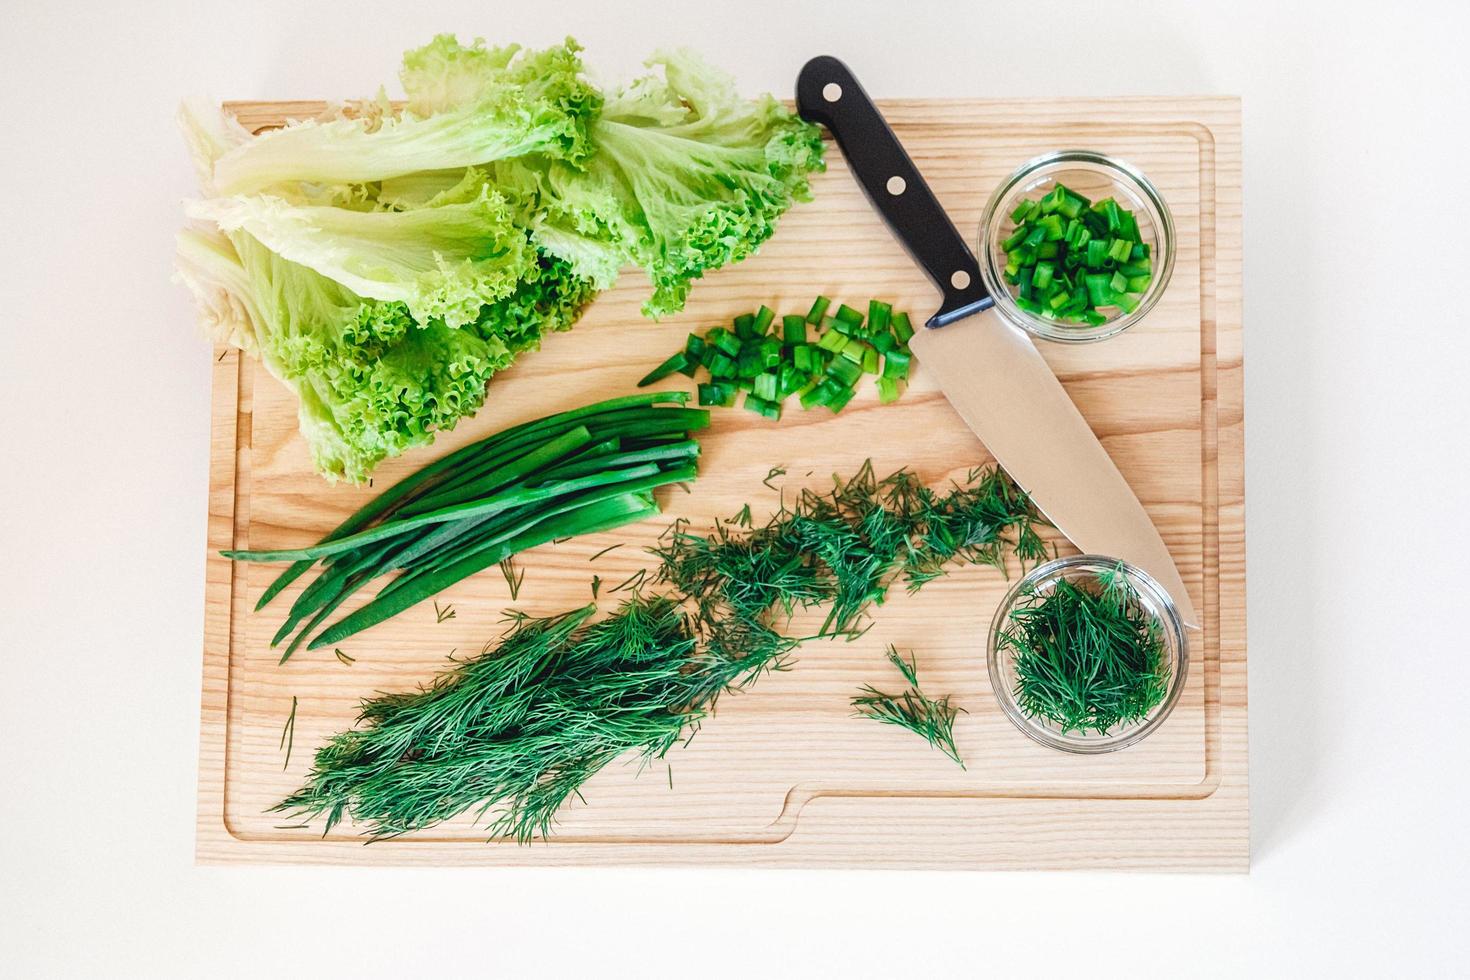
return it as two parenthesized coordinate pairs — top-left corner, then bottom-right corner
(197, 97), (1246, 869)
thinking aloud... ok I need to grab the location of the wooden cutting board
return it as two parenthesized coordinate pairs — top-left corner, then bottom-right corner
(197, 96), (1246, 870)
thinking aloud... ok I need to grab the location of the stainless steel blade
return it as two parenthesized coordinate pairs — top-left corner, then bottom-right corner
(909, 311), (1199, 627)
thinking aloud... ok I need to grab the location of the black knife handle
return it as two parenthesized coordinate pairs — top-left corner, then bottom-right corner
(796, 55), (992, 327)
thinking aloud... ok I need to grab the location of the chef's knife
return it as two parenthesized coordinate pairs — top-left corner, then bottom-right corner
(795, 55), (1199, 628)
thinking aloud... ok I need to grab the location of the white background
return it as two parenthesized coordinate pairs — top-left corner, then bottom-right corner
(3, 0), (1467, 975)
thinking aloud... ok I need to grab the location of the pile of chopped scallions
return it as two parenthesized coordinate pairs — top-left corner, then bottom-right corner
(638, 297), (915, 418)
(221, 393), (707, 659)
(1001, 184), (1153, 324)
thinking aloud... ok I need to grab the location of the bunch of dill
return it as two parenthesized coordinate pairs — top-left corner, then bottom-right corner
(276, 462), (1045, 842)
(997, 563), (1171, 734)
(275, 596), (797, 843)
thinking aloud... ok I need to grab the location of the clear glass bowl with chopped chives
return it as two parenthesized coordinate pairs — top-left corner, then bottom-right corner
(986, 555), (1188, 754)
(978, 151), (1175, 343)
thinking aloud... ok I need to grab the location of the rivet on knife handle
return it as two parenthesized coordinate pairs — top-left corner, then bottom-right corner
(796, 55), (992, 327)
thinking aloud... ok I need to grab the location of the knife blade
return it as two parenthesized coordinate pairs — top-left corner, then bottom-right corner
(795, 55), (1199, 627)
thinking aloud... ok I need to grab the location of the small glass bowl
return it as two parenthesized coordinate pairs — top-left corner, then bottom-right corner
(978, 150), (1175, 344)
(987, 555), (1188, 754)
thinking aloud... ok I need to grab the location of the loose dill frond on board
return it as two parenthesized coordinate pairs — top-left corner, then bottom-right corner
(852, 646), (965, 768)
(654, 462), (1048, 638)
(997, 563), (1170, 734)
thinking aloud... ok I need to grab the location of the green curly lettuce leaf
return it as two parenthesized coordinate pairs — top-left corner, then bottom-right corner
(176, 226), (590, 483)
(187, 172), (534, 329)
(496, 49), (826, 317)
(208, 37), (600, 196)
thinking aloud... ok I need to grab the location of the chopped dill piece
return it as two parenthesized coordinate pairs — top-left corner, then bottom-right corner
(609, 568), (646, 593)
(590, 575), (602, 599)
(852, 646), (965, 767)
(588, 543), (623, 563)
(433, 600), (456, 624)
(762, 465), (787, 490)
(279, 696), (298, 771)
(499, 558), (525, 600)
(333, 648), (355, 666)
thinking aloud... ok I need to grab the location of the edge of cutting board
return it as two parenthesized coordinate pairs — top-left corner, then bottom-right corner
(196, 95), (1246, 870)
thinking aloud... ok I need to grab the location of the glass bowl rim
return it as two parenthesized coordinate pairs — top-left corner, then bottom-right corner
(977, 149), (1176, 344)
(986, 553), (1190, 754)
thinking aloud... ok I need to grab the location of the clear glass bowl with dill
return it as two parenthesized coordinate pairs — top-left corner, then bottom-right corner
(987, 555), (1187, 754)
(978, 150), (1175, 344)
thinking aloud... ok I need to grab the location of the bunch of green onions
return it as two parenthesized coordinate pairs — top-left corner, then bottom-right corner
(223, 393), (707, 659)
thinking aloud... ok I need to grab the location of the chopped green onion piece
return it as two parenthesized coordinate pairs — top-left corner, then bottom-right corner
(1108, 238), (1134, 262)
(1109, 270), (1129, 294)
(1032, 261), (1054, 290)
(1126, 274), (1152, 292)
(758, 337), (782, 368)
(637, 351), (690, 388)
(1010, 199), (1038, 223)
(753, 305), (776, 334)
(799, 382), (832, 409)
(805, 295), (832, 324)
(861, 347), (879, 375)
(871, 331), (896, 353)
(753, 372), (778, 401)
(793, 344), (817, 372)
(706, 353), (736, 379)
(697, 382), (735, 407)
(892, 312), (914, 344)
(834, 303), (865, 329)
(825, 385), (856, 413)
(778, 364), (806, 398)
(685, 334), (706, 359)
(1001, 226), (1029, 251)
(782, 315), (807, 344)
(876, 376), (901, 404)
(733, 313), (757, 339)
(817, 329), (849, 353)
(840, 339), (872, 364)
(867, 300), (891, 334)
(709, 328), (741, 357)
(1115, 292), (1141, 314)
(743, 394), (781, 420)
(882, 349), (911, 380)
(1118, 210), (1139, 242)
(827, 356), (862, 387)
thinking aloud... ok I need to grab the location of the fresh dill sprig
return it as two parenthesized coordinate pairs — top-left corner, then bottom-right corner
(279, 696), (298, 771)
(998, 562), (1170, 734)
(762, 465), (787, 490)
(852, 646), (965, 768)
(499, 558), (524, 600)
(433, 600), (456, 624)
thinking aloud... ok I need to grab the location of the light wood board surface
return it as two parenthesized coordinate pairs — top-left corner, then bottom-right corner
(198, 96), (1245, 869)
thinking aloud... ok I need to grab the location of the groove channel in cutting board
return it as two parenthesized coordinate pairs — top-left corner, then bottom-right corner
(198, 97), (1246, 869)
